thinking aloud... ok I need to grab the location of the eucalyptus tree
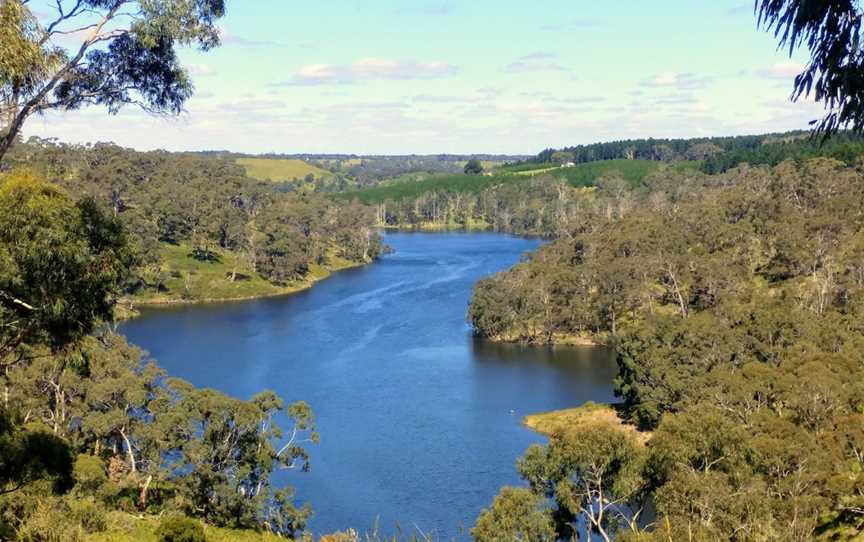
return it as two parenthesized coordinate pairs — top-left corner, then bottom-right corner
(756, 0), (864, 136)
(0, 0), (226, 162)
(0, 170), (133, 364)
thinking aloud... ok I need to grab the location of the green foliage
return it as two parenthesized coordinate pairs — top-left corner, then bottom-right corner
(555, 159), (658, 188)
(338, 172), (514, 204)
(0, 162), (318, 540)
(15, 498), (87, 542)
(701, 131), (864, 173)
(527, 130), (864, 174)
(0, 0), (63, 106)
(756, 0), (864, 136)
(0, 170), (133, 356)
(471, 487), (555, 542)
(0, 0), (226, 161)
(155, 516), (206, 542)
(477, 426), (645, 542)
(4, 139), (382, 303)
(463, 158), (484, 175)
(474, 157), (864, 539)
(68, 499), (108, 534)
(0, 409), (73, 496)
(73, 456), (108, 496)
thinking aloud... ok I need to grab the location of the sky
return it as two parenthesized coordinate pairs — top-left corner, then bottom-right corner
(26, 0), (822, 155)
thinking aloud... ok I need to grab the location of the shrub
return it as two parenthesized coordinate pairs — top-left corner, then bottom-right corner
(156, 515), (207, 542)
(15, 499), (83, 542)
(73, 454), (107, 495)
(67, 498), (107, 533)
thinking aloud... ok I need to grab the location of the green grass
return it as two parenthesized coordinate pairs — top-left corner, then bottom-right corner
(130, 242), (361, 305)
(497, 162), (560, 173)
(339, 159), (667, 204)
(501, 159), (675, 187)
(550, 159), (660, 188)
(335, 173), (520, 204)
(237, 158), (332, 182)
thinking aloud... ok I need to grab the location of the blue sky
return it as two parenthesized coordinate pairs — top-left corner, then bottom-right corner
(28, 0), (820, 154)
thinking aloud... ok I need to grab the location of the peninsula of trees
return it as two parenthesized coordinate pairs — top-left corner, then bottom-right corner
(468, 154), (864, 540)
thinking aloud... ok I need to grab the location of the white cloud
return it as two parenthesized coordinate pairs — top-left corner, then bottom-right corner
(278, 58), (458, 86)
(504, 52), (567, 74)
(187, 64), (216, 77)
(757, 61), (806, 80)
(642, 72), (711, 90)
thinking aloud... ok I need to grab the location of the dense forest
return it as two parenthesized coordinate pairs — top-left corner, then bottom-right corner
(529, 131), (864, 174)
(468, 156), (864, 540)
(0, 169), (325, 540)
(339, 160), (675, 235)
(4, 138), (383, 305)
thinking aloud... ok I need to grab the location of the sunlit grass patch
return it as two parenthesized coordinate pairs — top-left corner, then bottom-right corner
(237, 158), (332, 182)
(523, 402), (650, 445)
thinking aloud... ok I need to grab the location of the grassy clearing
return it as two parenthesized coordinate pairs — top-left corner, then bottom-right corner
(130, 242), (362, 305)
(512, 166), (559, 176)
(523, 402), (650, 445)
(237, 158), (332, 182)
(556, 159), (659, 187)
(502, 159), (676, 187)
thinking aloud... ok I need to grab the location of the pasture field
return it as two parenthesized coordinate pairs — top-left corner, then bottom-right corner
(237, 157), (332, 181)
(341, 158), (674, 203)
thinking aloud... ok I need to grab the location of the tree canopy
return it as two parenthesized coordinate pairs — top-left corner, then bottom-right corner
(756, 0), (864, 136)
(0, 0), (226, 162)
(0, 169), (133, 359)
(470, 156), (864, 539)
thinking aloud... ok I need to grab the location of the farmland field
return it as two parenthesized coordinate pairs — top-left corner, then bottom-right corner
(236, 157), (332, 181)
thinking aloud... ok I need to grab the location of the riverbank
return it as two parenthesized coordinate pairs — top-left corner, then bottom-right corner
(523, 402), (650, 445)
(116, 243), (371, 319)
(117, 232), (594, 537)
(377, 218), (492, 231)
(478, 330), (609, 347)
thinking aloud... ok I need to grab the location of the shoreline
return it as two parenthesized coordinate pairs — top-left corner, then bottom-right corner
(522, 402), (650, 445)
(479, 331), (609, 348)
(117, 259), (369, 317)
(377, 222), (493, 232)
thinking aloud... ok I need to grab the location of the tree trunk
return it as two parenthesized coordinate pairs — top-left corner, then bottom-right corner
(120, 427), (137, 473)
(138, 474), (152, 509)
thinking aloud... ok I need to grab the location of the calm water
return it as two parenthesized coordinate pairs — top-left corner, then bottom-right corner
(119, 232), (618, 539)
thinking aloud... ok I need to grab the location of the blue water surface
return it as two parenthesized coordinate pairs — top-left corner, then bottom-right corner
(120, 232), (617, 539)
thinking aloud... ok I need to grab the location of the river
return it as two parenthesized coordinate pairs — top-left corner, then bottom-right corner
(119, 231), (617, 539)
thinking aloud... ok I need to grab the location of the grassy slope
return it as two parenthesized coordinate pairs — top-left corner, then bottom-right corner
(335, 173), (515, 204)
(237, 158), (333, 182)
(130, 243), (361, 305)
(503, 159), (662, 187)
(340, 159), (673, 204)
(523, 402), (650, 445)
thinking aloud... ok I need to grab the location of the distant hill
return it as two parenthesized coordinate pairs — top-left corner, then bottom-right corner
(337, 159), (673, 204)
(527, 130), (864, 173)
